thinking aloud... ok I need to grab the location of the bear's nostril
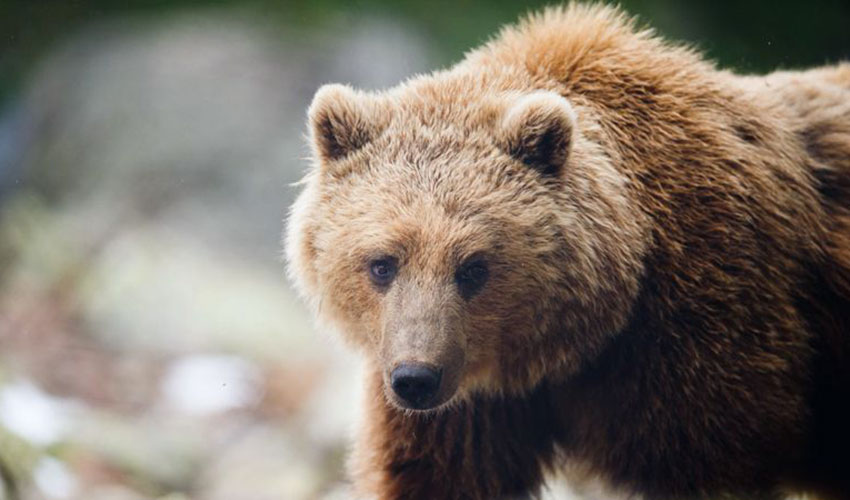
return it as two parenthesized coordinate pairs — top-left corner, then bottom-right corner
(390, 363), (442, 409)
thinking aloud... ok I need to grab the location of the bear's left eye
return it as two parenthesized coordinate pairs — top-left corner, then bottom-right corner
(455, 259), (489, 299)
(369, 257), (398, 287)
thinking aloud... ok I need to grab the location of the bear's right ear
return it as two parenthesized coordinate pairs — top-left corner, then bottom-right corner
(497, 92), (577, 178)
(308, 84), (388, 169)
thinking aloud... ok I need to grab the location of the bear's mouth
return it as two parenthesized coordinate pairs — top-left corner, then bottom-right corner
(386, 387), (455, 412)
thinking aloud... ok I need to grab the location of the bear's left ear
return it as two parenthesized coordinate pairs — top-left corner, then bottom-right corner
(497, 92), (577, 177)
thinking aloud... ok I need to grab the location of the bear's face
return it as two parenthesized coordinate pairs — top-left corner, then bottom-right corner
(287, 82), (647, 411)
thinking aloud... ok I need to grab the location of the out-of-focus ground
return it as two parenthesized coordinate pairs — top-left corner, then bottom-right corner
(0, 2), (848, 499)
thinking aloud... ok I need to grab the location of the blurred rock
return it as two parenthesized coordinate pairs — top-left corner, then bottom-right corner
(14, 10), (432, 266)
(83, 485), (149, 500)
(33, 457), (79, 500)
(195, 424), (330, 500)
(0, 381), (79, 446)
(73, 412), (208, 494)
(159, 354), (262, 416)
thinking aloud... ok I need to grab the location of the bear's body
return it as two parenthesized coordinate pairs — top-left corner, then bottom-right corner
(287, 5), (850, 499)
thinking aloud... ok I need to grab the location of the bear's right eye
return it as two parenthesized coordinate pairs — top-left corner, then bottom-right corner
(455, 258), (489, 299)
(368, 257), (398, 287)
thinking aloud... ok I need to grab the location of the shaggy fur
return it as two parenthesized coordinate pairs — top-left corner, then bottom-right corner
(286, 4), (850, 499)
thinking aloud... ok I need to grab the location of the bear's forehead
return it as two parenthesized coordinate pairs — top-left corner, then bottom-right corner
(328, 125), (541, 222)
(369, 127), (498, 168)
(338, 143), (527, 227)
(334, 163), (501, 223)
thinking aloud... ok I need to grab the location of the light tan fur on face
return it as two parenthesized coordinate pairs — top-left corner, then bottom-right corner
(287, 79), (646, 405)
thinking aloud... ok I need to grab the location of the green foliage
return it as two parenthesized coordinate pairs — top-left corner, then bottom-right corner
(274, 0), (850, 72)
(1, 0), (848, 109)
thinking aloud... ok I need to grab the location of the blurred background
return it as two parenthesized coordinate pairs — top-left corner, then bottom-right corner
(0, 1), (848, 499)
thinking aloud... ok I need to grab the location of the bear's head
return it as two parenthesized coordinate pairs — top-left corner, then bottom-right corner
(287, 79), (647, 411)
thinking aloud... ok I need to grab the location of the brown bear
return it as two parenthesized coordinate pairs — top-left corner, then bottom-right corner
(286, 4), (850, 499)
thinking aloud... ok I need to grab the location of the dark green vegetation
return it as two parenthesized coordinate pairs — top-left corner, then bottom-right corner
(2, 0), (849, 106)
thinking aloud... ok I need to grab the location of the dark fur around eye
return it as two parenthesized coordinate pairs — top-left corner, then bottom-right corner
(455, 259), (489, 299)
(369, 257), (398, 287)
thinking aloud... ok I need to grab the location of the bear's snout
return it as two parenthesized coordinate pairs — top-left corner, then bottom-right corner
(390, 362), (442, 410)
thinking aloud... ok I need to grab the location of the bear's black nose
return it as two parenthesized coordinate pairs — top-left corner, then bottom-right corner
(390, 363), (442, 409)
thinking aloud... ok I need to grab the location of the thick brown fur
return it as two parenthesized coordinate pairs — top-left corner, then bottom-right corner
(286, 4), (850, 499)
